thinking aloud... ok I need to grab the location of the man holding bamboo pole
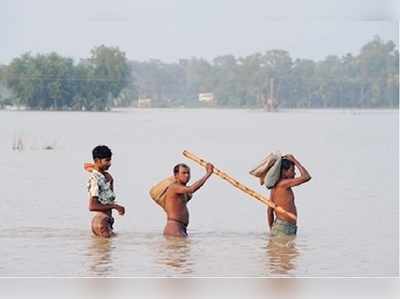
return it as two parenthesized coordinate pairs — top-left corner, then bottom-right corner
(163, 163), (214, 238)
(182, 150), (298, 225)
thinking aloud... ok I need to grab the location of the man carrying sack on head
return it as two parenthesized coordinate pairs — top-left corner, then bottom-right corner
(250, 153), (311, 236)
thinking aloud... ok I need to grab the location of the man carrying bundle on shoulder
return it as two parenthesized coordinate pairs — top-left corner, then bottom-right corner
(84, 145), (125, 238)
(150, 163), (214, 238)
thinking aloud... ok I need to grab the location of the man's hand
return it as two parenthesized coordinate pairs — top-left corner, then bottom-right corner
(284, 154), (296, 162)
(114, 204), (125, 216)
(279, 154), (312, 188)
(206, 163), (214, 175)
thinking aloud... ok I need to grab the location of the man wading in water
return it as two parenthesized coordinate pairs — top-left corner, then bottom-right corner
(87, 145), (125, 238)
(268, 154), (311, 236)
(163, 163), (214, 238)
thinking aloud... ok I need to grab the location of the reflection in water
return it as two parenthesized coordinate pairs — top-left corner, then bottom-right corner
(157, 237), (193, 275)
(266, 235), (299, 275)
(87, 237), (113, 276)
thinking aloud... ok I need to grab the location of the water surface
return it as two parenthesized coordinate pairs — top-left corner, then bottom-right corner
(0, 108), (398, 276)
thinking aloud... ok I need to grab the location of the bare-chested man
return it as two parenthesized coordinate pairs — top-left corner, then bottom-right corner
(163, 163), (214, 238)
(267, 154), (311, 236)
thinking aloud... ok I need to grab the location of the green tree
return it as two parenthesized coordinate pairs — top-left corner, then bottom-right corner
(6, 52), (75, 109)
(82, 45), (131, 111)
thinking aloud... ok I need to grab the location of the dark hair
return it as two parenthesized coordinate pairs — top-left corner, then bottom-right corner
(92, 145), (112, 160)
(281, 158), (294, 173)
(173, 163), (190, 175)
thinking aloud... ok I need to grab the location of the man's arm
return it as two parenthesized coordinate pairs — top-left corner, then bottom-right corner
(173, 163), (214, 194)
(267, 207), (274, 230)
(88, 174), (123, 214)
(89, 197), (125, 215)
(280, 155), (311, 188)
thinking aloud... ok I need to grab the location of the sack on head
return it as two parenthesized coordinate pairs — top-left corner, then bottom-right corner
(249, 152), (281, 185)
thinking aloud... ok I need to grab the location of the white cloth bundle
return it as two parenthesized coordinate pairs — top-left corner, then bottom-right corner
(249, 152), (283, 189)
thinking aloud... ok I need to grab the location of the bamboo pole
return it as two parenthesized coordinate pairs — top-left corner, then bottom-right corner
(183, 150), (297, 221)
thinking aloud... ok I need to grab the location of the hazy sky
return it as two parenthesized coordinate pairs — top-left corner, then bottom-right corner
(1, 0), (398, 64)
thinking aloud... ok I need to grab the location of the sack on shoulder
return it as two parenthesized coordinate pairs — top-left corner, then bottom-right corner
(149, 176), (176, 209)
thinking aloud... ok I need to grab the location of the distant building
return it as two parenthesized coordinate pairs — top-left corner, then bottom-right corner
(137, 97), (152, 108)
(198, 93), (215, 104)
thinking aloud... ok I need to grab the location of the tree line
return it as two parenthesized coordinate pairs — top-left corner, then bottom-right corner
(1, 45), (132, 111)
(0, 36), (398, 110)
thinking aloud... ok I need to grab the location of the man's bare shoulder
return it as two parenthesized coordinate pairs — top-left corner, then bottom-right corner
(166, 182), (181, 194)
(275, 179), (291, 189)
(168, 182), (180, 189)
